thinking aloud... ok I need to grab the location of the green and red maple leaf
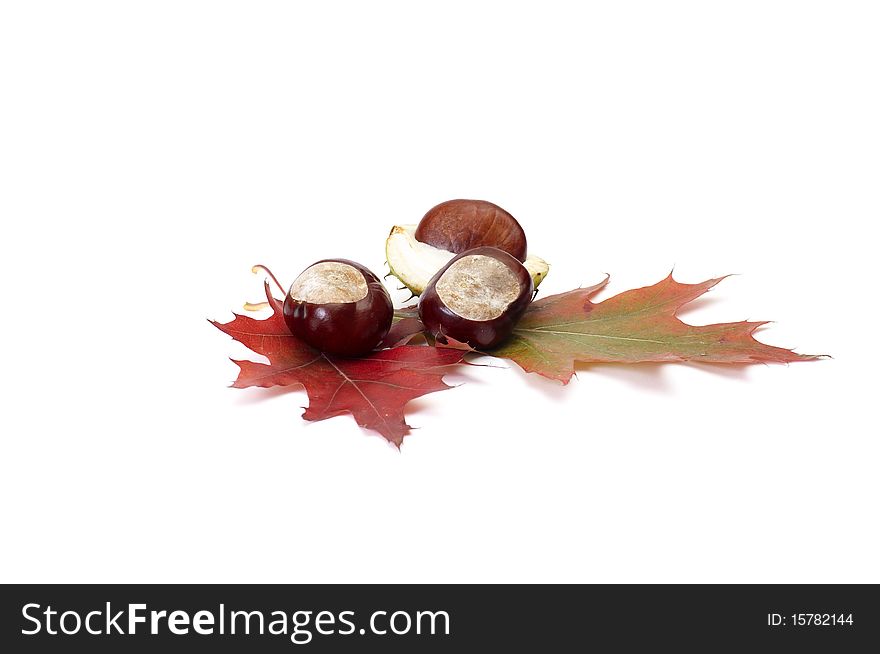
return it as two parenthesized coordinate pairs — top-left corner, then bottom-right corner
(492, 273), (818, 383)
(212, 274), (820, 446)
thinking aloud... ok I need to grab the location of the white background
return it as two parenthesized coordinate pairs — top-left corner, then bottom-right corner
(1, 2), (877, 583)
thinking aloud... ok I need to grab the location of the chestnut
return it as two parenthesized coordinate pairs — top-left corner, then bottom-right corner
(418, 246), (534, 350)
(385, 199), (549, 296)
(415, 199), (528, 262)
(283, 259), (393, 357)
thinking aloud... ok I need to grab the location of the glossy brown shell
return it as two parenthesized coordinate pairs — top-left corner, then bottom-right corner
(283, 259), (393, 357)
(418, 247), (533, 350)
(415, 199), (528, 262)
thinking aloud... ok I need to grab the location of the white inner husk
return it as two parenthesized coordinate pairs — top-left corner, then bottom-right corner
(385, 224), (549, 294)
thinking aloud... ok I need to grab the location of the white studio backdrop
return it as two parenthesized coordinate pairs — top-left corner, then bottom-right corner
(0, 2), (877, 583)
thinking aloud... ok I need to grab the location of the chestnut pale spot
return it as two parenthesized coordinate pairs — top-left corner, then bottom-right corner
(289, 261), (368, 304)
(435, 254), (521, 321)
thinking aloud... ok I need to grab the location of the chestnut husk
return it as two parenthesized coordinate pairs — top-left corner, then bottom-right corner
(418, 246), (533, 350)
(415, 199), (528, 262)
(283, 259), (393, 357)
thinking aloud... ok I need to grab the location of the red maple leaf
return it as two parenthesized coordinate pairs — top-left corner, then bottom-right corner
(211, 283), (466, 446)
(377, 306), (425, 348)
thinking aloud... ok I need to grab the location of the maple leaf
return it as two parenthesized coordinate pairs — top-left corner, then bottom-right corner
(489, 273), (821, 383)
(377, 306), (425, 348)
(211, 283), (465, 446)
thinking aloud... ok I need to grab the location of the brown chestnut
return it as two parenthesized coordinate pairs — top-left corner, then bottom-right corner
(415, 199), (528, 262)
(283, 259), (393, 357)
(418, 247), (534, 350)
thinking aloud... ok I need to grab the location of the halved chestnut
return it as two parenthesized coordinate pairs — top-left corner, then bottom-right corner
(415, 199), (528, 262)
(418, 246), (534, 350)
(283, 259), (393, 357)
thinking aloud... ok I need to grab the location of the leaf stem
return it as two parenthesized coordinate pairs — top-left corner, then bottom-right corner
(251, 264), (286, 296)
